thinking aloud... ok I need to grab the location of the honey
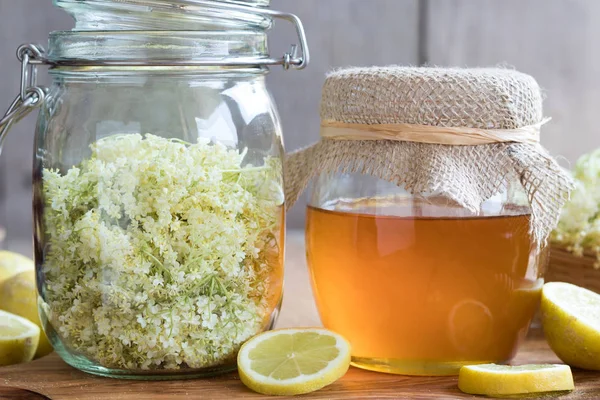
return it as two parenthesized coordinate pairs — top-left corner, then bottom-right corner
(306, 199), (544, 375)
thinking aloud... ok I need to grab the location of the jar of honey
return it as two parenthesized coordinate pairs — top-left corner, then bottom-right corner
(286, 67), (572, 376)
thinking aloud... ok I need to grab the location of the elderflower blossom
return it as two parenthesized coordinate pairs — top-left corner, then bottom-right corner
(552, 148), (600, 267)
(42, 134), (284, 370)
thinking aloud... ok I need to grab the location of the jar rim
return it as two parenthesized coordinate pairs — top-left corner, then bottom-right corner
(48, 31), (270, 66)
(54, 0), (272, 14)
(49, 0), (274, 65)
(54, 0), (273, 31)
(55, 0), (272, 7)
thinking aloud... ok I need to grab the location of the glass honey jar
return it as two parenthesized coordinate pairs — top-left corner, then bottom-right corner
(286, 66), (572, 376)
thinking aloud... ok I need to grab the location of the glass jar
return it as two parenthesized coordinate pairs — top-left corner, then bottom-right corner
(1, 0), (308, 380)
(290, 66), (566, 377)
(306, 174), (546, 376)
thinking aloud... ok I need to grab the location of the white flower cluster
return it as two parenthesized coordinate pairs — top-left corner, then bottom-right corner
(42, 134), (284, 370)
(552, 148), (600, 266)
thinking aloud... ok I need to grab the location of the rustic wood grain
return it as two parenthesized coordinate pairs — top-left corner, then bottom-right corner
(0, 387), (50, 400)
(547, 246), (600, 294)
(425, 0), (600, 166)
(1, 233), (600, 399)
(3, 0), (600, 244)
(2, 331), (600, 399)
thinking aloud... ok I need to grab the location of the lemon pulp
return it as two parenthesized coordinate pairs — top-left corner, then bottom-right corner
(0, 310), (41, 366)
(237, 328), (351, 395)
(541, 282), (600, 370)
(0, 269), (53, 358)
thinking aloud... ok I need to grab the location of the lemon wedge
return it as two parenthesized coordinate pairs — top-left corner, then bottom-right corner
(0, 251), (34, 286)
(458, 364), (574, 396)
(541, 282), (600, 370)
(0, 270), (53, 358)
(0, 310), (41, 366)
(237, 328), (351, 396)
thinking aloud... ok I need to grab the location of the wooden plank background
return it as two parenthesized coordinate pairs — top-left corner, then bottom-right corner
(0, 0), (598, 250)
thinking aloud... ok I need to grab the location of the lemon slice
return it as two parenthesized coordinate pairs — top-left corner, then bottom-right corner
(0, 310), (41, 366)
(541, 282), (600, 370)
(237, 328), (351, 396)
(0, 251), (34, 286)
(458, 364), (574, 396)
(0, 269), (53, 358)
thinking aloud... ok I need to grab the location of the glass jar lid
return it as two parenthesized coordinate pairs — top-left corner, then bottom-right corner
(54, 0), (273, 30)
(46, 0), (308, 69)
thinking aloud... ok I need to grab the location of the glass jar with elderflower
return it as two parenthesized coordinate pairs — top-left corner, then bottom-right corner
(0, 0), (309, 379)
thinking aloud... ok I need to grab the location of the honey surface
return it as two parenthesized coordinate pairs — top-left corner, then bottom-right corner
(306, 201), (542, 365)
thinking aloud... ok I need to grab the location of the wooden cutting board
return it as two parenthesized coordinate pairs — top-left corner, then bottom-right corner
(2, 332), (600, 400)
(1, 233), (599, 399)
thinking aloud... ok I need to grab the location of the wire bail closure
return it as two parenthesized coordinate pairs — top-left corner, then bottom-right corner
(0, 44), (48, 154)
(47, 0), (309, 69)
(47, 0), (310, 70)
(0, 1), (309, 155)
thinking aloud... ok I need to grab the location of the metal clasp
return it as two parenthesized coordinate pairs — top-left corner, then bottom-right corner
(251, 5), (310, 70)
(0, 44), (49, 154)
(187, 0), (309, 70)
(0, 3), (309, 150)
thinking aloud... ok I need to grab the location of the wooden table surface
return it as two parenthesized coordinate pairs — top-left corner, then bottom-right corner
(1, 232), (599, 400)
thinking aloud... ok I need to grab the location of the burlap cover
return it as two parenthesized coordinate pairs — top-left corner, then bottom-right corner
(284, 67), (572, 244)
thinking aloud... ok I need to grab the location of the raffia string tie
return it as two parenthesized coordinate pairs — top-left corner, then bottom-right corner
(320, 118), (550, 145)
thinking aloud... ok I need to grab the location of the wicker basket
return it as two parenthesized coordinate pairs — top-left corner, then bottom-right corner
(547, 245), (600, 293)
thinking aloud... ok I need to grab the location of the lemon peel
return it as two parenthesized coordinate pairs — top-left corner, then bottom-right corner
(541, 282), (600, 370)
(458, 363), (574, 396)
(0, 270), (53, 358)
(0, 310), (40, 366)
(0, 251), (33, 286)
